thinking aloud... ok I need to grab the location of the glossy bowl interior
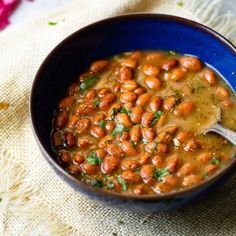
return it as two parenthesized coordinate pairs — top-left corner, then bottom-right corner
(30, 14), (236, 212)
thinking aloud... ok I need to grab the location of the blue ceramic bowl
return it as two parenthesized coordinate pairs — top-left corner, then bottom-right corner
(30, 14), (236, 213)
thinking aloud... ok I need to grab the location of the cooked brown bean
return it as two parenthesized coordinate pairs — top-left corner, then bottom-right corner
(91, 125), (106, 138)
(68, 165), (81, 174)
(116, 131), (130, 141)
(68, 115), (79, 129)
(113, 83), (121, 93)
(133, 185), (147, 195)
(221, 99), (234, 109)
(140, 165), (154, 183)
(123, 102), (133, 110)
(179, 56), (202, 71)
(99, 93), (116, 110)
(95, 149), (107, 160)
(51, 131), (63, 147)
(86, 89), (97, 100)
(139, 152), (151, 165)
(101, 155), (120, 174)
(59, 96), (75, 109)
(162, 59), (178, 70)
(121, 170), (141, 184)
(175, 131), (193, 143)
(151, 155), (163, 168)
(121, 59), (137, 69)
(105, 120), (116, 132)
(197, 152), (212, 164)
(144, 76), (162, 90)
(159, 125), (178, 135)
(170, 68), (187, 81)
(216, 86), (230, 100)
(90, 60), (109, 73)
(182, 174), (202, 187)
(178, 163), (196, 177)
(73, 153), (85, 164)
(205, 164), (219, 175)
(98, 88), (111, 97)
(121, 80), (138, 91)
(163, 96), (176, 111)
(77, 138), (92, 149)
(143, 64), (161, 77)
(55, 110), (69, 129)
(131, 106), (143, 124)
(121, 159), (139, 171)
(149, 96), (163, 112)
(174, 101), (195, 117)
(76, 118), (91, 134)
(119, 66), (134, 81)
(136, 93), (152, 106)
(142, 128), (155, 142)
(130, 51), (142, 60)
(82, 163), (98, 175)
(76, 102), (95, 115)
(202, 68), (217, 86)
(130, 125), (142, 143)
(107, 103), (122, 118)
(141, 112), (154, 128)
(115, 113), (132, 128)
(164, 175), (179, 187)
(157, 131), (172, 144)
(120, 140), (138, 156)
(64, 131), (76, 147)
(166, 155), (179, 173)
(183, 139), (200, 152)
(106, 144), (123, 158)
(59, 150), (72, 163)
(147, 52), (166, 61)
(119, 91), (137, 104)
(98, 135), (114, 148)
(134, 87), (146, 95)
(92, 113), (106, 125)
(156, 114), (168, 128)
(145, 142), (167, 155)
(153, 182), (171, 194)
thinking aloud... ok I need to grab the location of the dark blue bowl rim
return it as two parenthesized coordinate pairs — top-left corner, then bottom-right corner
(30, 13), (236, 201)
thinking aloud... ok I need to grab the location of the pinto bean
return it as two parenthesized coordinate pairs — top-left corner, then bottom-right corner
(133, 184), (147, 195)
(182, 174), (202, 187)
(197, 152), (212, 164)
(157, 132), (172, 144)
(160, 125), (178, 135)
(143, 64), (161, 77)
(98, 88), (110, 97)
(183, 139), (200, 152)
(51, 131), (63, 147)
(99, 94), (116, 110)
(136, 93), (152, 107)
(82, 163), (98, 175)
(142, 128), (155, 142)
(59, 150), (71, 163)
(141, 112), (154, 127)
(95, 149), (107, 160)
(121, 159), (139, 171)
(153, 182), (171, 194)
(92, 113), (106, 125)
(120, 140), (138, 156)
(91, 125), (106, 138)
(106, 144), (123, 158)
(130, 51), (142, 60)
(144, 76), (162, 90)
(121, 80), (138, 91)
(221, 99), (234, 109)
(116, 131), (130, 141)
(175, 131), (193, 143)
(170, 68), (187, 81)
(120, 91), (137, 104)
(121, 59), (137, 69)
(149, 96), (163, 112)
(156, 143), (168, 156)
(216, 86), (230, 100)
(179, 56), (202, 71)
(86, 89), (97, 100)
(205, 164), (219, 175)
(105, 120), (116, 132)
(151, 155), (163, 168)
(113, 83), (121, 93)
(115, 113), (132, 128)
(178, 163), (196, 177)
(76, 102), (95, 115)
(140, 165), (155, 183)
(119, 66), (134, 81)
(90, 60), (109, 73)
(202, 68), (217, 86)
(98, 135), (114, 148)
(174, 101), (195, 117)
(164, 175), (179, 187)
(147, 52), (166, 61)
(107, 103), (122, 118)
(130, 125), (142, 143)
(68, 115), (79, 129)
(139, 152), (151, 165)
(134, 87), (146, 95)
(121, 170), (141, 184)
(77, 138), (92, 149)
(101, 155), (120, 174)
(166, 155), (179, 173)
(55, 110), (69, 129)
(156, 114), (168, 128)
(64, 131), (76, 147)
(76, 118), (91, 134)
(73, 153), (85, 164)
(131, 106), (143, 124)
(68, 165), (81, 174)
(163, 96), (176, 111)
(59, 96), (75, 109)
(162, 59), (178, 70)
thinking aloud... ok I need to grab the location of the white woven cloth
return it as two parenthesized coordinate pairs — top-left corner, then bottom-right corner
(0, 0), (236, 235)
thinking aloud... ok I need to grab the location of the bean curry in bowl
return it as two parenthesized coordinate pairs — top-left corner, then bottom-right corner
(51, 50), (236, 196)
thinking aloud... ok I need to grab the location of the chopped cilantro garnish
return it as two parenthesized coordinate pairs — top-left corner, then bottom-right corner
(210, 156), (221, 165)
(91, 179), (103, 188)
(100, 120), (106, 129)
(80, 75), (98, 92)
(94, 99), (100, 107)
(86, 152), (102, 165)
(107, 181), (115, 189)
(48, 21), (57, 26)
(117, 176), (127, 191)
(151, 111), (163, 126)
(154, 168), (170, 181)
(120, 107), (132, 115)
(112, 124), (130, 137)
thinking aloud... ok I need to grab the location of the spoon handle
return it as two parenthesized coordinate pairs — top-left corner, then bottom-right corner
(206, 124), (236, 146)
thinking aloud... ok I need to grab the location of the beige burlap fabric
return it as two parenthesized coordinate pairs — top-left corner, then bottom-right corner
(1, 0), (236, 235)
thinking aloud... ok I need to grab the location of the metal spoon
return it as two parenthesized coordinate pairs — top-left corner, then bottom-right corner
(204, 106), (236, 145)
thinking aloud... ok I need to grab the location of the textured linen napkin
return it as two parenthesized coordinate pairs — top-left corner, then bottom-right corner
(0, 0), (236, 235)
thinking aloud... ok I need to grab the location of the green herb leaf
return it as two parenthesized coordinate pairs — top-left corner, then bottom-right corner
(151, 111), (163, 126)
(48, 21), (57, 26)
(151, 141), (159, 153)
(94, 99), (100, 107)
(99, 120), (107, 129)
(117, 176), (127, 191)
(107, 181), (115, 189)
(91, 179), (103, 188)
(112, 124), (130, 137)
(120, 107), (132, 115)
(80, 75), (98, 92)
(86, 152), (102, 165)
(154, 168), (170, 181)
(210, 156), (221, 165)
(111, 108), (120, 120)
